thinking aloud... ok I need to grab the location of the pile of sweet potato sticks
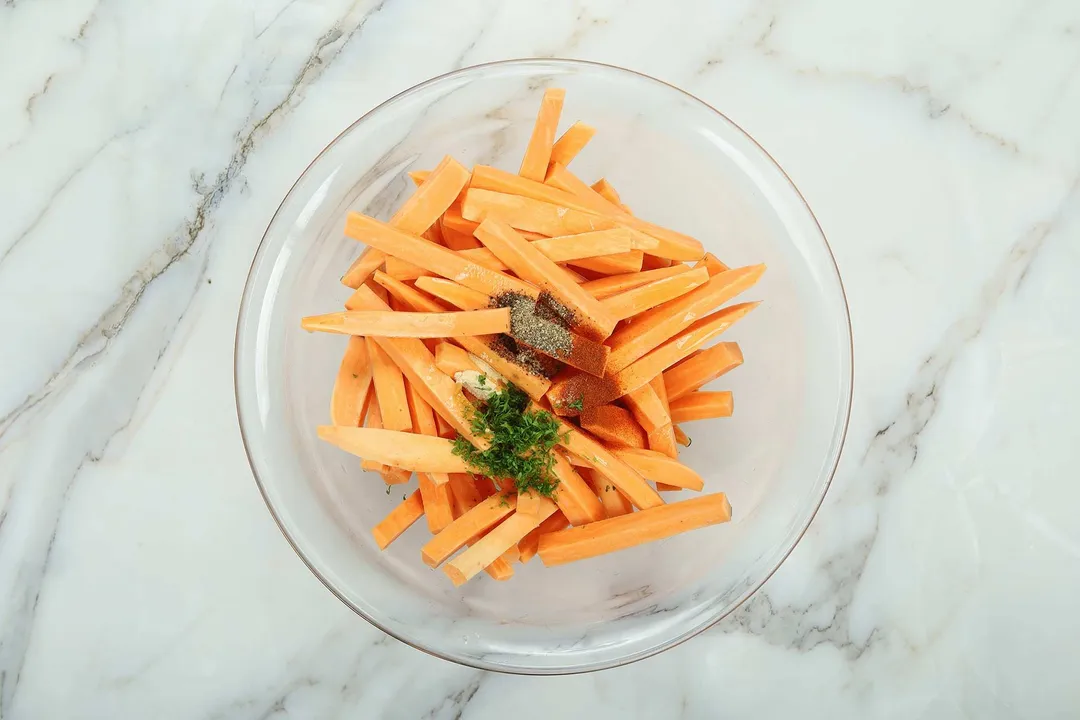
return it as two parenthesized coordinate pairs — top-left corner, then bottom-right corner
(303, 88), (765, 586)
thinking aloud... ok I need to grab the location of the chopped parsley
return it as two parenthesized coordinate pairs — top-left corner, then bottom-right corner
(558, 395), (584, 412)
(477, 374), (487, 387)
(452, 384), (566, 498)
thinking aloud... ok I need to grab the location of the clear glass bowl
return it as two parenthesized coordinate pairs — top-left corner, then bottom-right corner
(235, 59), (852, 674)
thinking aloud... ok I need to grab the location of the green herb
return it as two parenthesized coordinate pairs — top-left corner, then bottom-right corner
(478, 374), (487, 387)
(403, 494), (408, 501)
(498, 493), (511, 508)
(686, 436), (693, 447)
(567, 395), (584, 412)
(452, 384), (566, 498)
(352, 373), (358, 379)
(385, 485), (391, 495)
(605, 485), (611, 492)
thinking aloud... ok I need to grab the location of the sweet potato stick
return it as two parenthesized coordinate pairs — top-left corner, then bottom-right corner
(517, 489), (545, 518)
(342, 156), (471, 288)
(519, 510), (570, 563)
(579, 405), (647, 449)
(317, 426), (470, 472)
(567, 251), (645, 275)
(347, 285), (488, 447)
(606, 264), (765, 373)
(550, 451), (606, 525)
(548, 121), (595, 169)
(646, 375), (680, 463)
(445, 501), (558, 585)
(418, 472), (454, 534)
(600, 266), (710, 322)
(538, 493), (731, 566)
(361, 404), (411, 484)
(580, 265), (690, 300)
(462, 188), (622, 237)
(405, 380), (451, 487)
(695, 252), (730, 276)
(474, 217), (617, 341)
(366, 337), (412, 432)
(582, 467), (632, 518)
(345, 212), (538, 300)
(590, 178), (626, 208)
(330, 336), (373, 427)
(414, 277), (492, 311)
(673, 425), (691, 447)
(372, 489), (425, 549)
(622, 383), (668, 434)
(302, 309), (510, 338)
(520, 88), (565, 181)
(549, 412), (664, 510)
(610, 302), (759, 398)
(613, 448), (704, 491)
(434, 342), (483, 377)
(421, 493), (518, 567)
(663, 343), (743, 401)
(670, 391), (734, 423)
(372, 272), (552, 400)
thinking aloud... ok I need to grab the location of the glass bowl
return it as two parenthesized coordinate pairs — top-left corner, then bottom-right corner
(235, 59), (852, 674)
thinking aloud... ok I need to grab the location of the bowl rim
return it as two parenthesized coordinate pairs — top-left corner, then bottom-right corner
(234, 57), (854, 675)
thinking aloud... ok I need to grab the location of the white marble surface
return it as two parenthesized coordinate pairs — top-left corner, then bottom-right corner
(2, 0), (1079, 717)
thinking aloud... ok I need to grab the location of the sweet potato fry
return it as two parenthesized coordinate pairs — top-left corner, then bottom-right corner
(330, 336), (373, 427)
(418, 472), (454, 533)
(445, 501), (558, 585)
(520, 88), (565, 181)
(663, 342), (743, 401)
(517, 489), (545, 518)
(590, 178), (626, 209)
(462, 188), (621, 238)
(346, 212), (538, 299)
(582, 467), (633, 518)
(550, 451), (606, 526)
(414, 277), (492, 311)
(567, 251), (644, 275)
(695, 252), (730, 276)
(342, 156), (471, 288)
(317, 426), (470, 472)
(579, 405), (647, 449)
(548, 121), (595, 169)
(405, 380), (450, 487)
(366, 337), (412, 432)
(673, 425), (691, 447)
(473, 217), (617, 341)
(600, 266), (709, 321)
(669, 391), (734, 423)
(302, 309), (510, 338)
(622, 382), (668, 434)
(646, 375), (679, 462)
(606, 264), (765, 373)
(613, 448), (704, 491)
(362, 403), (412, 484)
(434, 342), (483, 378)
(610, 302), (759, 398)
(538, 493), (731, 566)
(518, 509), (570, 563)
(580, 265), (690, 299)
(421, 493), (518, 567)
(372, 489), (424, 549)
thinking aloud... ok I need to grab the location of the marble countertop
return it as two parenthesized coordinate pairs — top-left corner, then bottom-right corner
(3, 0), (1080, 718)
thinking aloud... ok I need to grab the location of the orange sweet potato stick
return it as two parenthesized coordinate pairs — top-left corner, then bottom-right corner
(414, 277), (492, 311)
(567, 251), (645, 276)
(405, 380), (451, 487)
(669, 391), (734, 423)
(590, 178), (627, 209)
(673, 425), (691, 447)
(366, 337), (412, 432)
(382, 255), (433, 282)
(550, 412), (664, 510)
(646, 375), (679, 463)
(317, 426), (470, 472)
(516, 488), (545, 518)
(519, 88), (565, 181)
(348, 285), (487, 448)
(473, 217), (617, 341)
(462, 188), (622, 238)
(342, 156), (471, 288)
(621, 382), (668, 434)
(579, 405), (647, 449)
(545, 164), (704, 262)
(445, 500), (558, 585)
(550, 451), (606, 526)
(582, 467), (633, 518)
(443, 475), (514, 580)
(580, 265), (690, 299)
(345, 212), (538, 300)
(417, 472), (454, 534)
(538, 493), (731, 566)
(663, 342), (743, 401)
(548, 121), (595, 170)
(330, 336), (373, 427)
(606, 264), (766, 373)
(518, 511), (570, 563)
(421, 493), (518, 567)
(302, 309), (510, 338)
(372, 489), (425, 549)
(695, 252), (730, 276)
(600, 266), (710, 321)
(408, 170), (429, 186)
(362, 403), (412, 484)
(609, 302), (760, 398)
(613, 448), (704, 491)
(371, 272), (552, 401)
(434, 342), (483, 377)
